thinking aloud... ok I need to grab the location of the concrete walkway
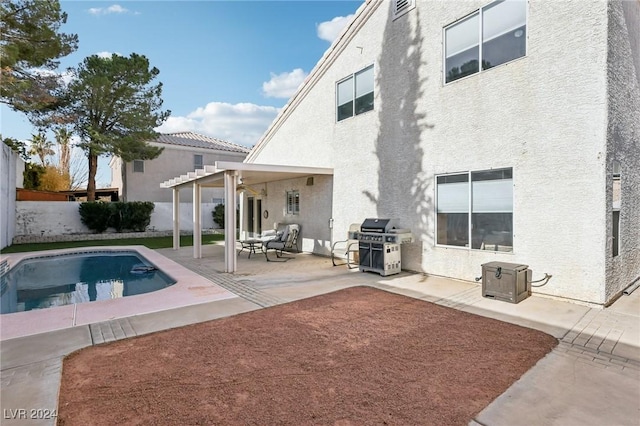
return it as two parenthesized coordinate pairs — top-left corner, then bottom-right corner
(1, 245), (639, 425)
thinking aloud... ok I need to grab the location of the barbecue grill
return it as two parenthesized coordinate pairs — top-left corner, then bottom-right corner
(354, 218), (413, 276)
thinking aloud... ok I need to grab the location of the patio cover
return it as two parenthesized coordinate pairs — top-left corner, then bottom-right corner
(160, 161), (333, 273)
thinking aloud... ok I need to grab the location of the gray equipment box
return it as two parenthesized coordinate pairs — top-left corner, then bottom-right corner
(481, 261), (532, 303)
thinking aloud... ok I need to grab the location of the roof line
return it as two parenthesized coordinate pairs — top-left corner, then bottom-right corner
(161, 161), (333, 189)
(245, 0), (381, 162)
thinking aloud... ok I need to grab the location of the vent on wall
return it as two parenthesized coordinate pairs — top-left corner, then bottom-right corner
(393, 0), (415, 20)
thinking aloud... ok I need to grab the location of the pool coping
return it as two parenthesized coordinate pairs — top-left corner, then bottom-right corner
(0, 246), (238, 341)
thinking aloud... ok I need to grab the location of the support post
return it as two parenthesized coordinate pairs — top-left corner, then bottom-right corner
(238, 191), (245, 240)
(193, 182), (202, 259)
(172, 188), (180, 250)
(224, 170), (238, 273)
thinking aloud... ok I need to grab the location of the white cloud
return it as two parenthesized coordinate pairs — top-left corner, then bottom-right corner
(316, 14), (354, 43)
(156, 102), (280, 147)
(88, 4), (130, 15)
(30, 67), (75, 86)
(261, 68), (308, 99)
(96, 51), (117, 59)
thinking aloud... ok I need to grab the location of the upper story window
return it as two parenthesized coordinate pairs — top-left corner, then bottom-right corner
(444, 0), (527, 84)
(286, 190), (300, 215)
(133, 160), (144, 173)
(194, 154), (203, 169)
(337, 65), (374, 122)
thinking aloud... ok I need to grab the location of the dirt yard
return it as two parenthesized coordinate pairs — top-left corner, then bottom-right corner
(58, 286), (557, 425)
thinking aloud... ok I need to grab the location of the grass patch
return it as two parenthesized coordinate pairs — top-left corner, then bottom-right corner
(0, 234), (225, 254)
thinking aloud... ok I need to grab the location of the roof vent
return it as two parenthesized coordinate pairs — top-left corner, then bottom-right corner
(393, 0), (415, 20)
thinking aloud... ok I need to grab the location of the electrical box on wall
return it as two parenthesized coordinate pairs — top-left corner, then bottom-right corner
(481, 261), (532, 304)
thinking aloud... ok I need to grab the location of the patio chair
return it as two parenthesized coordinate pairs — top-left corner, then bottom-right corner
(261, 224), (300, 261)
(331, 223), (360, 268)
(331, 239), (359, 268)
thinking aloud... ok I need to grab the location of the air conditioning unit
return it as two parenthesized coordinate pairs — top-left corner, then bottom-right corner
(481, 261), (532, 304)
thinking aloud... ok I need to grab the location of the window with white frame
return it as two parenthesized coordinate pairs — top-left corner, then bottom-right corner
(437, 168), (513, 251)
(444, 0), (527, 84)
(286, 190), (300, 215)
(337, 65), (374, 121)
(194, 154), (203, 169)
(133, 160), (144, 173)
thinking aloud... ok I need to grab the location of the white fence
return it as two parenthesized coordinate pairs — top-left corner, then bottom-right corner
(13, 201), (221, 243)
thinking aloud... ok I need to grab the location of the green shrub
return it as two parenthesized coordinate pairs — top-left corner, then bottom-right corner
(123, 201), (155, 231)
(109, 201), (155, 232)
(211, 203), (239, 229)
(212, 204), (225, 228)
(79, 202), (112, 233)
(80, 201), (155, 233)
(108, 202), (126, 232)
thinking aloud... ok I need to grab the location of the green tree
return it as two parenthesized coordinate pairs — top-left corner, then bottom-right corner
(0, 0), (78, 112)
(2, 136), (29, 160)
(22, 162), (45, 189)
(28, 131), (55, 165)
(62, 53), (170, 201)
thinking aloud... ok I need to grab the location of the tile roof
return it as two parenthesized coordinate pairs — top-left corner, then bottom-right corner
(154, 132), (250, 154)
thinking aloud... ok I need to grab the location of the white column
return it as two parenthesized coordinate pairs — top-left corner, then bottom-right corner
(224, 170), (238, 273)
(193, 182), (202, 259)
(238, 191), (245, 240)
(172, 188), (180, 250)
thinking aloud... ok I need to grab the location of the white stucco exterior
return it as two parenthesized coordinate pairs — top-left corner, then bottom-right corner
(244, 0), (639, 305)
(1, 143), (24, 250)
(606, 0), (640, 302)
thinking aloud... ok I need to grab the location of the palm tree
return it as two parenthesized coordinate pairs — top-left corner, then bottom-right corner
(28, 132), (55, 165)
(55, 127), (72, 173)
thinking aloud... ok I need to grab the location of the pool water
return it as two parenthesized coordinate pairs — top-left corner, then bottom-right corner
(1, 251), (176, 314)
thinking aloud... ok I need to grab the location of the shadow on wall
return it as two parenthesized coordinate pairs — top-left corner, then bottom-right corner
(364, 6), (435, 245)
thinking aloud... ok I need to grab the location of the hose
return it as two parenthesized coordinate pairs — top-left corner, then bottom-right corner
(531, 273), (552, 287)
(474, 272), (553, 287)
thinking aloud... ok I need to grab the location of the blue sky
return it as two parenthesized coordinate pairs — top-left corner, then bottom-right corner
(1, 0), (362, 186)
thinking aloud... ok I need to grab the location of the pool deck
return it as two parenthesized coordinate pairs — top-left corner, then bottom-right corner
(1, 243), (639, 425)
(1, 246), (237, 340)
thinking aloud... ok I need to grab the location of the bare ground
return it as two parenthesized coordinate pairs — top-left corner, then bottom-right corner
(58, 286), (557, 425)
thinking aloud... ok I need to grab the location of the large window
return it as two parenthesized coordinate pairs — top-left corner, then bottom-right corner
(337, 65), (374, 121)
(444, 0), (526, 84)
(437, 168), (513, 252)
(286, 190), (300, 215)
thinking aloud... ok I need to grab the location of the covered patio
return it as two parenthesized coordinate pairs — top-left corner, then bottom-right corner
(160, 161), (333, 273)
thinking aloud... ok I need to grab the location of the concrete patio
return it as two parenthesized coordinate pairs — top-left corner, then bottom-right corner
(1, 243), (639, 425)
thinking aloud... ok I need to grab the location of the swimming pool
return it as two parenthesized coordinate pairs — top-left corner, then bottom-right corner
(1, 250), (176, 314)
(1, 246), (238, 340)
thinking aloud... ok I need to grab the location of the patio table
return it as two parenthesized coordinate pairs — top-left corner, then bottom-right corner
(239, 239), (263, 259)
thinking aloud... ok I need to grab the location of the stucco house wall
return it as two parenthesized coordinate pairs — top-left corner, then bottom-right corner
(1, 143), (24, 250)
(119, 143), (246, 203)
(255, 175), (333, 255)
(606, 0), (640, 301)
(246, 0), (634, 305)
(111, 133), (249, 203)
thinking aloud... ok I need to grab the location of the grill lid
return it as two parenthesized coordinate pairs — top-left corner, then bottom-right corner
(360, 218), (399, 233)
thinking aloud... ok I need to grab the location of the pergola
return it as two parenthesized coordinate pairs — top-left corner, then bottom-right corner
(160, 161), (333, 273)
